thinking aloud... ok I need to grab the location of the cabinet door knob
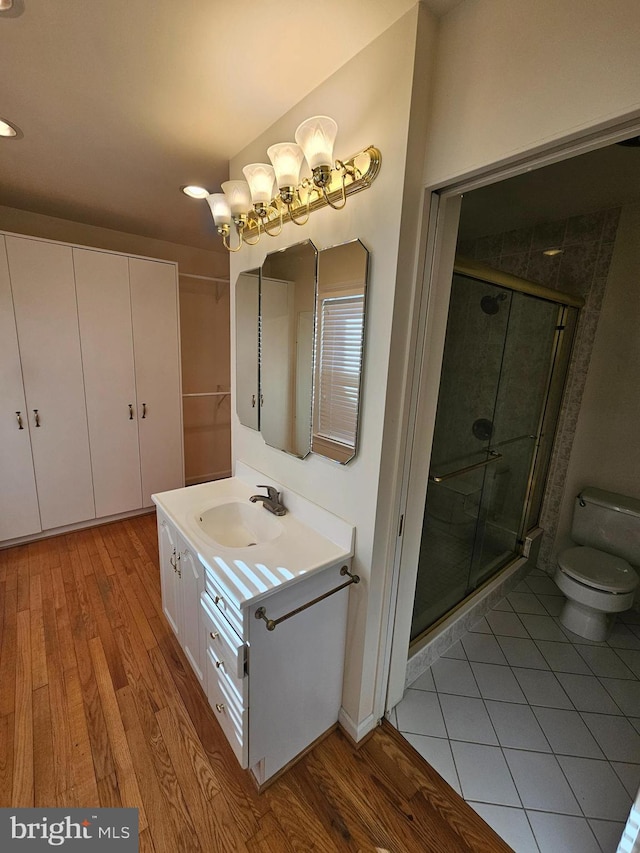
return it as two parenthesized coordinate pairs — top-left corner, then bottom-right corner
(129, 403), (134, 420)
(33, 409), (41, 427)
(251, 394), (256, 408)
(215, 658), (224, 670)
(16, 411), (23, 430)
(142, 402), (147, 419)
(209, 632), (219, 640)
(215, 703), (225, 713)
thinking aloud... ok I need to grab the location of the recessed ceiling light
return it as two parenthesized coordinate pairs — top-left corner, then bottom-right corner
(182, 185), (210, 199)
(0, 117), (19, 138)
(543, 247), (563, 257)
(0, 0), (13, 11)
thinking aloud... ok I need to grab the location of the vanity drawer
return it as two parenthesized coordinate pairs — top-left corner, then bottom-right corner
(204, 567), (244, 638)
(201, 592), (247, 697)
(207, 649), (248, 768)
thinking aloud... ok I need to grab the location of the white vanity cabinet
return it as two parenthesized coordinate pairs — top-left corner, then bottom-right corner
(153, 470), (355, 788)
(157, 509), (206, 688)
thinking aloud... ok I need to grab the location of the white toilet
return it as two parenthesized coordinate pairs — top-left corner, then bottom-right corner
(554, 488), (640, 641)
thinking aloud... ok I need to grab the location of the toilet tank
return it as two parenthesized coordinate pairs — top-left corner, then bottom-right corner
(572, 488), (640, 566)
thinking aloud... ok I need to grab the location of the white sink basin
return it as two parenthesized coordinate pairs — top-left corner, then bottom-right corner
(195, 500), (283, 548)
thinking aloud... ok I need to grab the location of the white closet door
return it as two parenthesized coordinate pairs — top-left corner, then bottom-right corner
(129, 257), (183, 505)
(74, 248), (143, 517)
(6, 236), (95, 530)
(0, 237), (41, 540)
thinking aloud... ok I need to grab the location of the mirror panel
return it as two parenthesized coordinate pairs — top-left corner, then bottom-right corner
(260, 241), (317, 458)
(312, 240), (369, 464)
(235, 269), (260, 430)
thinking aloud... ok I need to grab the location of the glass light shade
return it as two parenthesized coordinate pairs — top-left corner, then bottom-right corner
(206, 193), (231, 226)
(295, 116), (338, 170)
(221, 180), (252, 215)
(242, 163), (276, 205)
(267, 142), (305, 189)
(0, 117), (17, 137)
(182, 185), (210, 199)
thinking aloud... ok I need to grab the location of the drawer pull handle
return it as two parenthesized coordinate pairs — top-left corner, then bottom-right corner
(142, 402), (147, 419)
(33, 409), (41, 427)
(215, 595), (223, 605)
(215, 658), (224, 670)
(215, 703), (225, 713)
(16, 411), (24, 430)
(255, 565), (360, 631)
(129, 403), (134, 420)
(209, 631), (219, 640)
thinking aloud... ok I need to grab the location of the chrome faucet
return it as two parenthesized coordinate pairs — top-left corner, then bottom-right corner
(249, 485), (287, 516)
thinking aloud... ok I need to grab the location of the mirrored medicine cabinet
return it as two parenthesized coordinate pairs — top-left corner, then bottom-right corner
(235, 238), (369, 464)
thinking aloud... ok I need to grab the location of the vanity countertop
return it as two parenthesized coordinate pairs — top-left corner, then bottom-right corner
(152, 473), (354, 609)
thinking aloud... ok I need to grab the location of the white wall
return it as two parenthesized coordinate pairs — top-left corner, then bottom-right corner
(424, 0), (640, 188)
(229, 5), (438, 736)
(553, 202), (640, 557)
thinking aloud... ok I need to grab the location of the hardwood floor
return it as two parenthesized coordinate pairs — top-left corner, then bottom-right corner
(0, 514), (512, 852)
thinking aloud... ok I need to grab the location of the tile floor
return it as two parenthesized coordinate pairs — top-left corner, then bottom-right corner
(391, 568), (640, 853)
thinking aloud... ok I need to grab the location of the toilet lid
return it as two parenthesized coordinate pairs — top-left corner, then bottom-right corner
(559, 546), (639, 593)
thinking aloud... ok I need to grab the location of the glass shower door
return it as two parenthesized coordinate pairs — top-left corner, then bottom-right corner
(410, 273), (564, 641)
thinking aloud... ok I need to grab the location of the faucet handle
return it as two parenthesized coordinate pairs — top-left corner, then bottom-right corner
(256, 484), (279, 501)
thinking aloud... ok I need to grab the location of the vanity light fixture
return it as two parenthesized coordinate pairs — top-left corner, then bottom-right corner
(200, 115), (381, 252)
(182, 185), (210, 199)
(0, 117), (19, 138)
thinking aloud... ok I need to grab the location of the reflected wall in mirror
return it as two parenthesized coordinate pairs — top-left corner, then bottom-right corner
(235, 269), (260, 430)
(313, 240), (369, 464)
(261, 241), (317, 458)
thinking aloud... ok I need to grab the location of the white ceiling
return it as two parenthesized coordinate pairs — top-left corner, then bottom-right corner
(0, 0), (461, 252)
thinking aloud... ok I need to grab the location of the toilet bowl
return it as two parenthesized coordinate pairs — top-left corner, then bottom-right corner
(554, 488), (640, 641)
(554, 547), (638, 641)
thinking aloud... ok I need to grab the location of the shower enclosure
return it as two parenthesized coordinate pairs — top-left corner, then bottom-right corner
(411, 258), (582, 642)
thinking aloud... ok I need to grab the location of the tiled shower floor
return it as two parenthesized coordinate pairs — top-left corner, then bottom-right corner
(391, 568), (640, 853)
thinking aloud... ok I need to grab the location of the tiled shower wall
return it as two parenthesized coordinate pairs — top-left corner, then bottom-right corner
(457, 207), (621, 573)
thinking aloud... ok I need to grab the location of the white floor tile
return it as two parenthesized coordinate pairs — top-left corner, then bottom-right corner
(493, 598), (513, 612)
(439, 693), (498, 745)
(519, 613), (568, 642)
(557, 755), (633, 821)
(442, 640), (466, 660)
(470, 662), (527, 703)
(498, 636), (551, 669)
(607, 623), (640, 650)
(504, 749), (581, 814)
(508, 592), (548, 615)
(512, 668), (574, 709)
(588, 819), (626, 853)
(395, 689), (447, 738)
(533, 707), (604, 758)
(556, 673), (622, 714)
(614, 648), (640, 679)
(576, 646), (636, 679)
(611, 762), (640, 799)
(431, 657), (480, 697)
(470, 803), (540, 853)
(620, 609), (640, 625)
(403, 733), (461, 794)
(581, 713), (640, 763)
(630, 718), (640, 736)
(535, 640), (592, 674)
(525, 575), (563, 597)
(450, 741), (521, 807)
(469, 616), (492, 634)
(537, 594), (564, 617)
(485, 700), (551, 752)
(461, 632), (508, 665)
(527, 811), (601, 853)
(486, 610), (530, 637)
(600, 678), (640, 716)
(410, 667), (436, 692)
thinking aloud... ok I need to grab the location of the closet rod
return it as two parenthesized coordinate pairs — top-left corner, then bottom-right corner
(179, 273), (230, 283)
(182, 392), (230, 398)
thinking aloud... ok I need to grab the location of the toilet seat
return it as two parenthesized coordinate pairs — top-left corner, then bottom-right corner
(558, 546), (639, 594)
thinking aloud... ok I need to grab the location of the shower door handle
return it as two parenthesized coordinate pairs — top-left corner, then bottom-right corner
(429, 451), (502, 484)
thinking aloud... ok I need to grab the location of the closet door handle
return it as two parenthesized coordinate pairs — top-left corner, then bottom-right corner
(16, 411), (23, 430)
(33, 409), (41, 428)
(129, 404), (134, 420)
(142, 402), (147, 419)
(251, 394), (256, 408)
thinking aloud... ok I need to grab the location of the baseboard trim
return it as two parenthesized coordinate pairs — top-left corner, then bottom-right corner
(338, 708), (380, 744)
